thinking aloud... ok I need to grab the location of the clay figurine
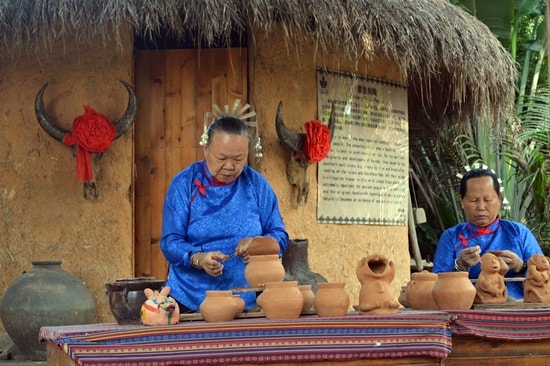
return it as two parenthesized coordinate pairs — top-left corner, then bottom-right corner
(356, 254), (400, 315)
(524, 254), (550, 303)
(473, 253), (507, 304)
(140, 287), (180, 325)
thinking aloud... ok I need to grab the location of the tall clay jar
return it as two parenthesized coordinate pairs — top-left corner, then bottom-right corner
(314, 282), (350, 317)
(405, 271), (438, 310)
(199, 291), (240, 322)
(257, 281), (303, 319)
(431, 272), (476, 310)
(0, 260), (95, 361)
(244, 254), (285, 288)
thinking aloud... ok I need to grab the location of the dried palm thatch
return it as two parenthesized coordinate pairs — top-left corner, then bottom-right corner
(0, 0), (516, 125)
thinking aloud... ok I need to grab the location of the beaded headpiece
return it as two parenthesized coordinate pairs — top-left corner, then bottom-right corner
(201, 99), (263, 158)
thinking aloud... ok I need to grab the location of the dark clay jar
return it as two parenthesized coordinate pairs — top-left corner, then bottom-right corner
(0, 260), (95, 361)
(105, 277), (165, 324)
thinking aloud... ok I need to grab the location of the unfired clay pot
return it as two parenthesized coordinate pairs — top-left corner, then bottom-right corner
(298, 284), (315, 312)
(199, 291), (240, 322)
(257, 281), (303, 319)
(248, 236), (280, 256)
(431, 272), (476, 310)
(403, 271), (438, 310)
(244, 254), (285, 287)
(233, 295), (245, 313)
(314, 282), (349, 317)
(355, 254), (400, 315)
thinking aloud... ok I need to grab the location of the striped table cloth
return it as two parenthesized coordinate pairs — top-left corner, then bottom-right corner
(449, 308), (550, 340)
(40, 311), (451, 365)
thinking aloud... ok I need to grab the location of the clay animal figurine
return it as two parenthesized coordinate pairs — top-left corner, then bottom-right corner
(474, 253), (507, 304)
(140, 287), (180, 325)
(356, 253), (400, 315)
(524, 254), (550, 303)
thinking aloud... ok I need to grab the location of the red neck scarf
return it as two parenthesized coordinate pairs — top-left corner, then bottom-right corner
(456, 217), (501, 251)
(190, 161), (236, 204)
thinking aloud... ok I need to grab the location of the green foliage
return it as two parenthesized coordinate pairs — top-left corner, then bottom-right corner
(411, 0), (550, 256)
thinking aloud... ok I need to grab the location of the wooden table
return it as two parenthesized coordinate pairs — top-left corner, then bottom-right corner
(445, 307), (550, 365)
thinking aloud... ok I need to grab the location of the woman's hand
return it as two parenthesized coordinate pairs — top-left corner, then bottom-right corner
(235, 237), (253, 263)
(195, 251), (226, 277)
(498, 250), (523, 273)
(458, 245), (481, 268)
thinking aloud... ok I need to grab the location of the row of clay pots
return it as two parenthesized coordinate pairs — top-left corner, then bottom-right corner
(401, 271), (477, 310)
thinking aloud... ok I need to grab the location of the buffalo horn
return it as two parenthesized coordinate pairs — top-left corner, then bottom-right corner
(35, 83), (67, 142)
(115, 80), (137, 138)
(275, 101), (305, 153)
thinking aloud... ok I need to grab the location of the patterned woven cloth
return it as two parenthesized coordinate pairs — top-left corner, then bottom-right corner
(40, 311), (451, 365)
(449, 308), (550, 340)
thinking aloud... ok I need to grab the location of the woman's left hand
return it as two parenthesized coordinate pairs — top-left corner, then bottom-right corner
(235, 237), (253, 263)
(498, 250), (523, 273)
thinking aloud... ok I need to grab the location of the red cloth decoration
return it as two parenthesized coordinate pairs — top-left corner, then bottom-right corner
(304, 120), (331, 163)
(63, 106), (116, 181)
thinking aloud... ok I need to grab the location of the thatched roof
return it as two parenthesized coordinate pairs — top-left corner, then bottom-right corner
(0, 0), (516, 125)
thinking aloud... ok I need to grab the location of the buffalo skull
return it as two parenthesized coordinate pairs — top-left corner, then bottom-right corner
(275, 101), (336, 206)
(35, 80), (137, 200)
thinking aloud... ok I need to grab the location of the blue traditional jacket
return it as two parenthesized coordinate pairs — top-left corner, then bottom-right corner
(433, 218), (542, 299)
(161, 161), (289, 310)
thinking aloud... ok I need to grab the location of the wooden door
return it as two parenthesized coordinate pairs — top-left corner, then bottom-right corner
(134, 48), (248, 280)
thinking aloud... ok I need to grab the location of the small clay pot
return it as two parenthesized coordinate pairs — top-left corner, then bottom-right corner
(314, 282), (349, 317)
(248, 237), (281, 256)
(244, 254), (285, 287)
(403, 271), (438, 310)
(232, 295), (245, 314)
(298, 284), (315, 312)
(199, 291), (240, 322)
(257, 281), (303, 319)
(432, 272), (476, 310)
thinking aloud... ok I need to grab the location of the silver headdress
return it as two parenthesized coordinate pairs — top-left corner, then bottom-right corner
(201, 99), (263, 158)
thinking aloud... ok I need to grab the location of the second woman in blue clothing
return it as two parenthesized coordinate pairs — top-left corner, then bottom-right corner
(432, 168), (542, 299)
(161, 116), (289, 312)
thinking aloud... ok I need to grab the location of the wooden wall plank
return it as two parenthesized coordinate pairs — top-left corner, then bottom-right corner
(148, 51), (167, 280)
(134, 51), (152, 277)
(134, 48), (247, 281)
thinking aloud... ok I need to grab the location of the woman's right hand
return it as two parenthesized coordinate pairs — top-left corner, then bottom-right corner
(458, 245), (481, 268)
(194, 251), (226, 277)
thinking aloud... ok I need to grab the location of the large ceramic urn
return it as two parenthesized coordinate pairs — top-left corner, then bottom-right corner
(0, 260), (95, 361)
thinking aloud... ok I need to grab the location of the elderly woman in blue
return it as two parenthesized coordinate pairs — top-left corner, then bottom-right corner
(161, 116), (289, 312)
(433, 168), (542, 300)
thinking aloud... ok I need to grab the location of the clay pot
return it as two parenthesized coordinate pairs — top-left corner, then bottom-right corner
(432, 272), (476, 310)
(244, 254), (285, 287)
(257, 281), (303, 319)
(0, 260), (95, 361)
(233, 295), (246, 314)
(105, 277), (165, 325)
(199, 291), (240, 322)
(403, 271), (438, 310)
(314, 282), (349, 317)
(355, 254), (400, 315)
(298, 284), (315, 312)
(248, 236), (280, 256)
